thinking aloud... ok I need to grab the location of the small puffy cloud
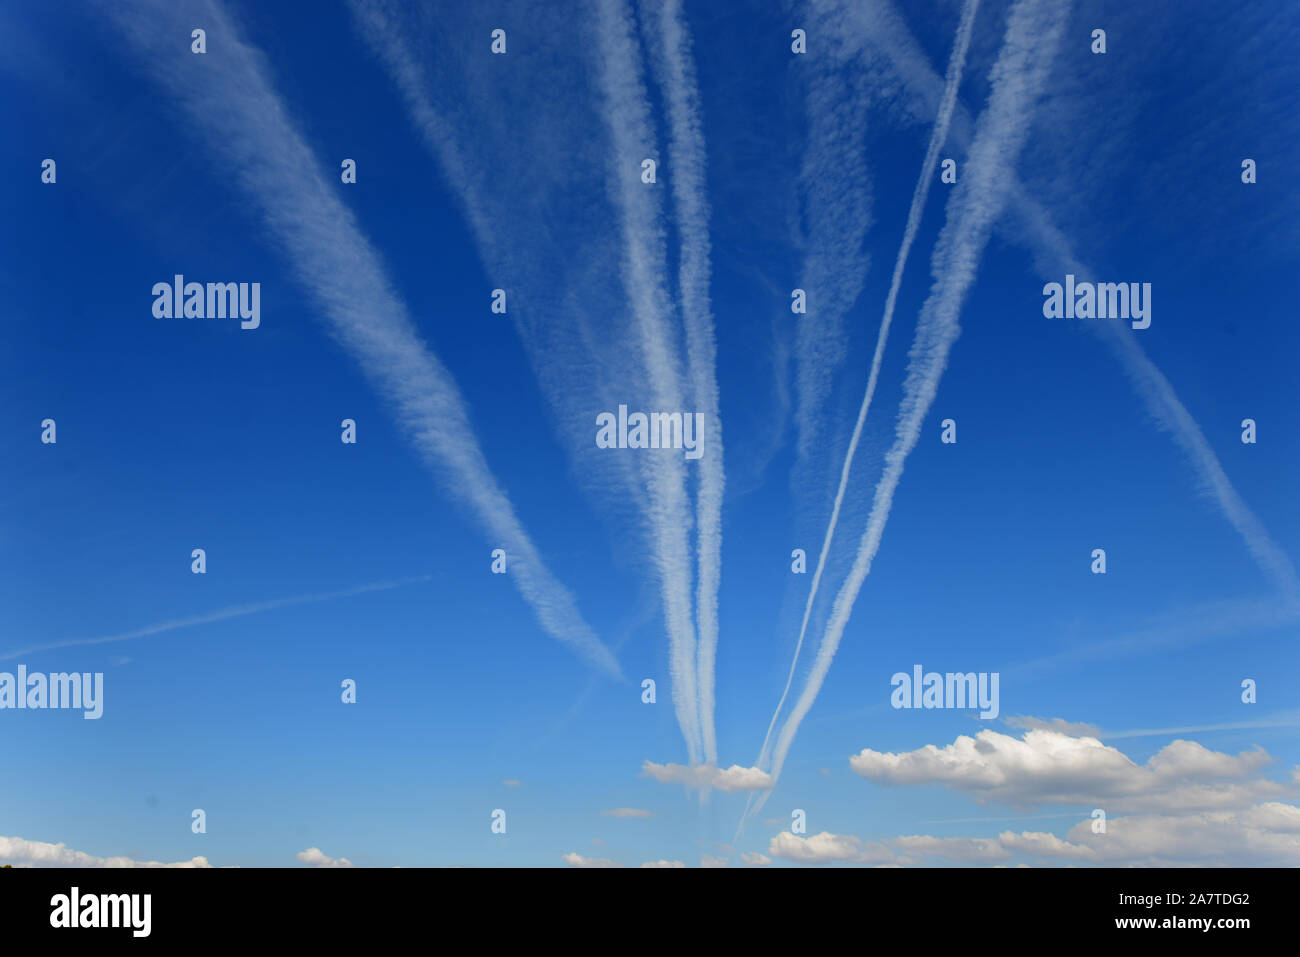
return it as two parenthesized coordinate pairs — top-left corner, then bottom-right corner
(641, 761), (772, 792)
(296, 847), (353, 868)
(850, 729), (1283, 811)
(891, 835), (1010, 862)
(768, 831), (898, 865)
(995, 830), (1095, 860)
(1004, 715), (1103, 737)
(700, 854), (729, 868)
(641, 859), (685, 868)
(0, 835), (212, 869)
(503, 780), (523, 788)
(740, 851), (771, 867)
(562, 852), (622, 868)
(601, 808), (655, 818)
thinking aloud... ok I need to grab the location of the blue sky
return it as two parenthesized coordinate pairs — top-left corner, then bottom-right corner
(2, 0), (1298, 868)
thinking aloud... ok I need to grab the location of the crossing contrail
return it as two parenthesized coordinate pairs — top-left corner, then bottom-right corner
(746, 0), (1071, 827)
(755, 0), (983, 781)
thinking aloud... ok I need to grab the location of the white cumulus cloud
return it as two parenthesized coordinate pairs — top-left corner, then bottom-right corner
(850, 728), (1283, 811)
(296, 847), (354, 868)
(642, 761), (772, 792)
(0, 835), (212, 868)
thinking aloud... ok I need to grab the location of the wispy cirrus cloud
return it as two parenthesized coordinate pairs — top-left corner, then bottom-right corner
(788, 0), (877, 475)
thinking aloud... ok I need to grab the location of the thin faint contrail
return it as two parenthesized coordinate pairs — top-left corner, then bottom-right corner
(0, 578), (430, 662)
(647, 0), (726, 766)
(108, 0), (623, 680)
(747, 0), (1071, 826)
(755, 0), (982, 781)
(1101, 712), (1300, 740)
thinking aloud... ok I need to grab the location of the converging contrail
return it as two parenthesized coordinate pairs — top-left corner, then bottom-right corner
(754, 0), (982, 784)
(747, 0), (1071, 825)
(349, 0), (706, 758)
(646, 0), (727, 766)
(109, 0), (624, 680)
(592, 0), (705, 761)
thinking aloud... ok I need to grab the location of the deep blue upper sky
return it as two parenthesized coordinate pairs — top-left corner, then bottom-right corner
(1, 0), (1297, 867)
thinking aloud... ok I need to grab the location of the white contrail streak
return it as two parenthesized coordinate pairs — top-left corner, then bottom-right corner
(346, 0), (705, 758)
(647, 0), (726, 766)
(1015, 205), (1300, 601)
(862, 0), (1300, 603)
(592, 0), (704, 761)
(1, 578), (429, 662)
(755, 0), (982, 779)
(109, 0), (623, 680)
(1096, 317), (1299, 600)
(750, 0), (1071, 822)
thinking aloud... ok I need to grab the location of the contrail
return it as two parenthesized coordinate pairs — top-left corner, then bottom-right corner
(748, 0), (1071, 824)
(859, 0), (1300, 603)
(790, 0), (876, 478)
(590, 0), (704, 761)
(347, 0), (704, 758)
(1093, 308), (1298, 600)
(1021, 211), (1300, 601)
(743, 0), (1300, 828)
(646, 0), (726, 766)
(108, 0), (623, 680)
(1, 577), (430, 662)
(1101, 711), (1300, 740)
(754, 0), (982, 779)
